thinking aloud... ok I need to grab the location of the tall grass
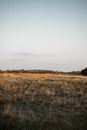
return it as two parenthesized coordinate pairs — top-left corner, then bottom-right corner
(0, 72), (87, 130)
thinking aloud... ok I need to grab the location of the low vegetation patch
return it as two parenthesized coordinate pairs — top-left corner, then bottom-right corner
(0, 70), (87, 130)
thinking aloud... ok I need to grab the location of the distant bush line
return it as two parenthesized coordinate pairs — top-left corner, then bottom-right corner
(0, 68), (87, 76)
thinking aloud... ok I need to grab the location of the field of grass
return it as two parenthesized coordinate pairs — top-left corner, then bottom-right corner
(0, 71), (87, 130)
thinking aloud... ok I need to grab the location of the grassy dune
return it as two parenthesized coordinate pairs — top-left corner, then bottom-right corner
(0, 71), (87, 130)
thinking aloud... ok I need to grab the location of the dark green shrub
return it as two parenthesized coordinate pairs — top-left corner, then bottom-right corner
(81, 68), (87, 76)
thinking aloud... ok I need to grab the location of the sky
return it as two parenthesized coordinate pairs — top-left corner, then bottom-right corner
(0, 0), (87, 71)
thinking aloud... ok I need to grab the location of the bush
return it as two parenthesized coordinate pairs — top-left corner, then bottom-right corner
(81, 68), (87, 76)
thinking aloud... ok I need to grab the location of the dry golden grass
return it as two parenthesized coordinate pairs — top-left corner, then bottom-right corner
(0, 71), (87, 130)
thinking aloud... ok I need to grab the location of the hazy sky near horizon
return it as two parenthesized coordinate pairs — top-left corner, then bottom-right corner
(0, 0), (87, 71)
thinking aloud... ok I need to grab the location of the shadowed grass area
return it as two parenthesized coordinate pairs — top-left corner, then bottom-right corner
(0, 71), (87, 130)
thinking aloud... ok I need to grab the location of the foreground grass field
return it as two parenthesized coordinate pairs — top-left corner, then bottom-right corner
(0, 71), (87, 130)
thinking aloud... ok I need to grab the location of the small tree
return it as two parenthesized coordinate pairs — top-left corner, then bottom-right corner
(81, 67), (87, 76)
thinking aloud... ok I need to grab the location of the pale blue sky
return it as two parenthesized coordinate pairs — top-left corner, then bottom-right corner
(0, 0), (87, 71)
